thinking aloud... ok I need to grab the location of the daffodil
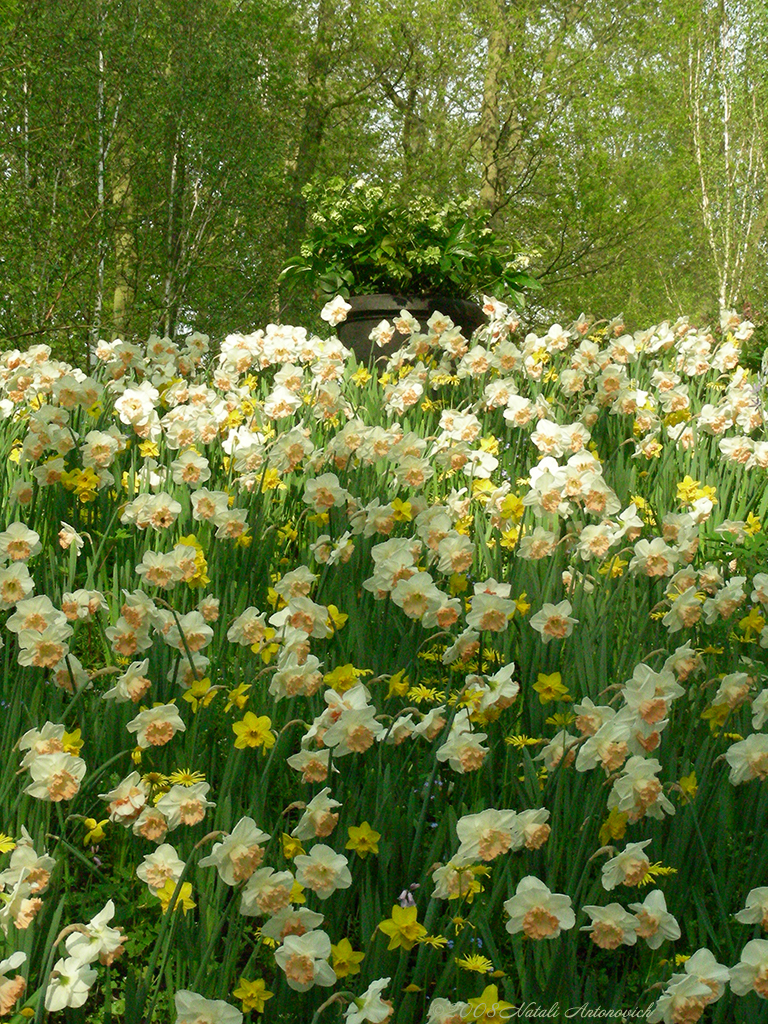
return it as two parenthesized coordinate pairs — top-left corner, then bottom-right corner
(386, 670), (409, 698)
(346, 822), (381, 858)
(281, 833), (305, 860)
(82, 818), (108, 845)
(391, 497), (412, 521)
(224, 683), (251, 712)
(378, 904), (427, 951)
(232, 713), (276, 750)
(330, 937), (365, 978)
(678, 771), (698, 803)
(156, 879), (195, 915)
(62, 729), (84, 756)
(232, 977), (273, 1013)
(533, 672), (572, 704)
(467, 985), (514, 1023)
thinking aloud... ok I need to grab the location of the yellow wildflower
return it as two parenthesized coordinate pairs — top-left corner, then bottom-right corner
(0, 833), (17, 854)
(455, 954), (494, 974)
(168, 769), (206, 787)
(545, 712), (576, 728)
(419, 934), (449, 948)
(504, 735), (541, 750)
(408, 684), (441, 704)
(639, 863), (677, 886)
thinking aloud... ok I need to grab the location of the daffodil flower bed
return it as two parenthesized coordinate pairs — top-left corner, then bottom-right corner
(0, 299), (767, 1023)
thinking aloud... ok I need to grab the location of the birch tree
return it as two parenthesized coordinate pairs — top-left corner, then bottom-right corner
(683, 0), (768, 311)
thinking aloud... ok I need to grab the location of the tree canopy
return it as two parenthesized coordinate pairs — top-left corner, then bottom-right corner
(2, 0), (767, 361)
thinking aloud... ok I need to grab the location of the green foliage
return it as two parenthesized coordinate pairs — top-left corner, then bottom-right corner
(279, 177), (541, 306)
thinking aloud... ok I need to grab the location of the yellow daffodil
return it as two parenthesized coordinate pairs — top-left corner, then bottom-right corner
(62, 728), (83, 756)
(701, 702), (730, 732)
(739, 607), (766, 640)
(261, 468), (286, 492)
(346, 822), (381, 858)
(467, 985), (513, 1023)
(598, 807), (628, 846)
(500, 493), (525, 522)
(82, 818), (108, 845)
(391, 497), (412, 521)
(745, 511), (762, 536)
(232, 978), (273, 1014)
(386, 670), (410, 699)
(327, 604), (348, 631)
(533, 672), (572, 704)
(156, 879), (195, 915)
(324, 663), (373, 694)
(281, 833), (305, 860)
(449, 573), (469, 595)
(331, 938), (365, 978)
(232, 713), (276, 750)
(351, 366), (372, 386)
(378, 905), (427, 951)
(182, 676), (219, 713)
(678, 771), (698, 803)
(224, 682), (251, 712)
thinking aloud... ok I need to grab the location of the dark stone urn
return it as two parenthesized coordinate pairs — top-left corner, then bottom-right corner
(336, 294), (485, 363)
